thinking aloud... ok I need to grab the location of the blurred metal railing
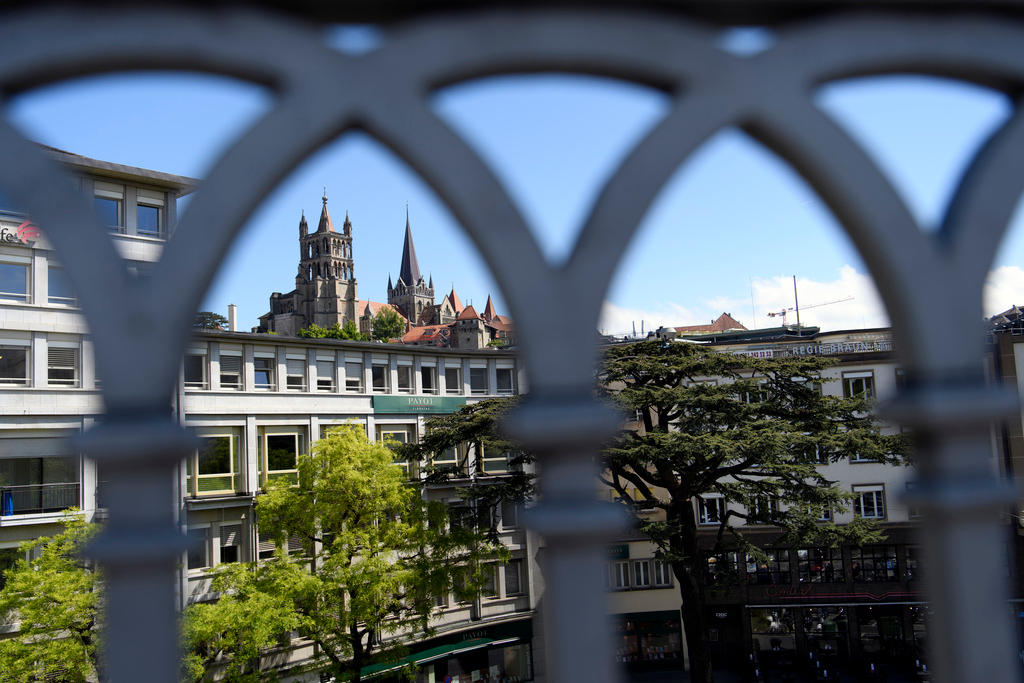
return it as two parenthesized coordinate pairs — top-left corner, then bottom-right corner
(0, 3), (1021, 682)
(0, 483), (79, 517)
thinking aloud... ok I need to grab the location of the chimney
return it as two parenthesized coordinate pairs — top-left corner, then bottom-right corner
(227, 304), (237, 332)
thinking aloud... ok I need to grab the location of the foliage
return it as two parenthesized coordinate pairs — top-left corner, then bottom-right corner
(0, 514), (100, 683)
(194, 311), (229, 330)
(184, 426), (503, 683)
(371, 308), (406, 341)
(298, 321), (370, 342)
(600, 340), (909, 683)
(403, 398), (533, 540)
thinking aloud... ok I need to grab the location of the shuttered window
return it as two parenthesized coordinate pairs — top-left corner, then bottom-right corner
(285, 358), (306, 390)
(219, 354), (242, 389)
(316, 360), (335, 391)
(220, 524), (241, 564)
(47, 347), (78, 386)
(258, 529), (276, 560)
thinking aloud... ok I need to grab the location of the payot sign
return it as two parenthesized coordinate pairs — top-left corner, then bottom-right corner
(372, 395), (467, 414)
(0, 221), (39, 247)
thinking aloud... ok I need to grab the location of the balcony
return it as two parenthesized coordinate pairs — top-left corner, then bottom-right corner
(0, 482), (80, 516)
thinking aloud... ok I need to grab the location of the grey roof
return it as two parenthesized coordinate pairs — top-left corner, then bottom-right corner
(42, 145), (198, 194)
(398, 207), (422, 286)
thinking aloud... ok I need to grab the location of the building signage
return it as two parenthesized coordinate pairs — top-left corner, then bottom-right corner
(372, 395), (467, 414)
(0, 221), (39, 247)
(607, 544), (630, 560)
(735, 338), (892, 359)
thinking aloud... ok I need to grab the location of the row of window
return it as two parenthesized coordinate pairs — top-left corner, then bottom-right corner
(0, 260), (76, 306)
(185, 350), (515, 396)
(185, 425), (520, 498)
(92, 181), (167, 237)
(0, 344), (81, 387)
(696, 484), (892, 525)
(606, 558), (674, 591)
(706, 545), (919, 585)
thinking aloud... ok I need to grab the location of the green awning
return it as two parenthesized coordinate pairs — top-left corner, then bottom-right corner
(361, 637), (499, 678)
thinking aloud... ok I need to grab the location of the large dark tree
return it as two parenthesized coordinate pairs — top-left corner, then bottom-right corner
(193, 311), (229, 330)
(601, 340), (908, 683)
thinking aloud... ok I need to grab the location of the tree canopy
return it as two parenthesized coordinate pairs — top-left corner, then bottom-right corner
(371, 308), (406, 341)
(194, 311), (229, 330)
(184, 425), (503, 682)
(0, 515), (100, 683)
(601, 339), (908, 683)
(298, 320), (370, 342)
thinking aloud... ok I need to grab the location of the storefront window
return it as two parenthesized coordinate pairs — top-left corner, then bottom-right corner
(613, 612), (683, 666)
(857, 605), (903, 657)
(750, 608), (796, 653)
(746, 549), (790, 585)
(803, 607), (848, 660)
(797, 548), (844, 583)
(851, 545), (898, 582)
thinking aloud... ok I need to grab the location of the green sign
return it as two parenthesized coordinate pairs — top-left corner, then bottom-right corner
(608, 544), (629, 560)
(372, 395), (467, 414)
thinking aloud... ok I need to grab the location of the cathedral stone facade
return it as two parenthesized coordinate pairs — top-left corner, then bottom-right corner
(259, 196), (514, 348)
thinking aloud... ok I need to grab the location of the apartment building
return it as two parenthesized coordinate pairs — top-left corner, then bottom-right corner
(0, 151), (537, 683)
(603, 327), (983, 680)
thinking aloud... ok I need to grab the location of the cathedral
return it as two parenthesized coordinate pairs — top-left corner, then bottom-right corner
(258, 195), (514, 349)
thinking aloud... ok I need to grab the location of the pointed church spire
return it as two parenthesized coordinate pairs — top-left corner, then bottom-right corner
(343, 209), (352, 235)
(388, 273), (393, 290)
(299, 209), (308, 237)
(428, 273), (434, 290)
(482, 295), (496, 322)
(317, 188), (334, 232)
(398, 205), (422, 287)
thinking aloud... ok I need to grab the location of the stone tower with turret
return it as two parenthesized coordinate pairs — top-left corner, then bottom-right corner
(387, 208), (435, 324)
(259, 191), (358, 336)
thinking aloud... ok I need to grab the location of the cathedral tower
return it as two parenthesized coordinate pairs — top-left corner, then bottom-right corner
(387, 208), (434, 323)
(294, 191), (358, 328)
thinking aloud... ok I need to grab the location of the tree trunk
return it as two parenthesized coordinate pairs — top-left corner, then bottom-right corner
(670, 500), (715, 683)
(348, 622), (364, 683)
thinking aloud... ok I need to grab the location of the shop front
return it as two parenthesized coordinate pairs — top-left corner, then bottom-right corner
(612, 610), (684, 672)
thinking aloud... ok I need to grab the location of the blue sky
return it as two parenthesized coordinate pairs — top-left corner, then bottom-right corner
(4, 50), (1023, 335)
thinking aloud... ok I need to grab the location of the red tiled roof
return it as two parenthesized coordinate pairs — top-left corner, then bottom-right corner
(482, 295), (497, 321)
(675, 312), (746, 335)
(401, 324), (450, 344)
(357, 300), (407, 322)
(447, 289), (463, 313)
(457, 305), (480, 321)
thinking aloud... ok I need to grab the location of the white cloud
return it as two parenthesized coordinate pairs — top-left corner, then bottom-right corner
(985, 265), (1024, 316)
(599, 300), (701, 336)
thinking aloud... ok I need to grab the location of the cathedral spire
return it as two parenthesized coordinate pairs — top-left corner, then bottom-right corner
(398, 205), (422, 286)
(317, 188), (334, 232)
(482, 295), (496, 322)
(428, 273), (433, 289)
(388, 273), (393, 291)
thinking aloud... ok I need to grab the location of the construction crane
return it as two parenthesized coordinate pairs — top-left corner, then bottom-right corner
(766, 276), (853, 327)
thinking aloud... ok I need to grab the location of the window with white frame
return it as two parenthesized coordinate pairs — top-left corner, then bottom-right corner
(259, 428), (304, 487)
(47, 265), (76, 306)
(444, 366), (461, 394)
(652, 559), (673, 587)
(183, 351), (206, 389)
(136, 188), (164, 237)
(93, 181), (123, 232)
(345, 361), (363, 392)
(316, 358), (335, 392)
(808, 503), (832, 522)
(698, 496), (726, 525)
(612, 560), (630, 589)
(285, 356), (306, 391)
(479, 446), (510, 475)
(219, 353), (242, 390)
(505, 559), (524, 596)
(420, 365), (437, 394)
(371, 363), (389, 393)
(842, 371), (875, 399)
(482, 564), (499, 598)
(431, 442), (463, 475)
(750, 494), (778, 523)
(469, 367), (487, 395)
(500, 498), (519, 529)
(47, 346), (78, 387)
(853, 484), (886, 519)
(0, 259), (29, 302)
(0, 344), (29, 385)
(397, 365), (413, 393)
(633, 559), (651, 588)
(253, 356), (275, 390)
(496, 367), (515, 394)
(186, 431), (239, 497)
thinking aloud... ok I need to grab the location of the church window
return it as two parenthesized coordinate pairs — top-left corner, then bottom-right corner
(372, 364), (389, 393)
(345, 361), (363, 392)
(470, 367), (488, 395)
(421, 366), (437, 394)
(496, 368), (515, 395)
(397, 366), (413, 393)
(445, 367), (461, 395)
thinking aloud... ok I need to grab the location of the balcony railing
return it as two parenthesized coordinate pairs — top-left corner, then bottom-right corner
(0, 482), (80, 516)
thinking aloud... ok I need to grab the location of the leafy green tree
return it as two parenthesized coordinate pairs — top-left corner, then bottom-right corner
(371, 307), (406, 341)
(186, 426), (503, 682)
(601, 340), (908, 683)
(0, 515), (100, 683)
(194, 311), (229, 330)
(298, 321), (369, 342)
